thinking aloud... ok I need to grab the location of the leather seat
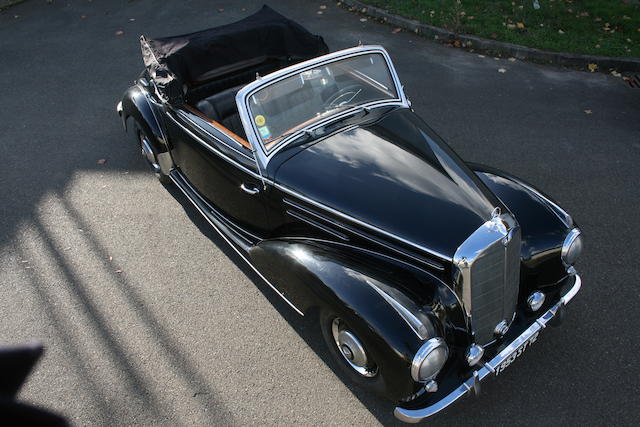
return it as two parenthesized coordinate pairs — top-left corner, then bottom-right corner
(195, 86), (246, 139)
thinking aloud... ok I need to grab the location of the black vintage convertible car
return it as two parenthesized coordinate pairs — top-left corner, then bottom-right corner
(117, 6), (583, 422)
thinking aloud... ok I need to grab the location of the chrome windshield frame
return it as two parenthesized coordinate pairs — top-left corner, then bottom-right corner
(235, 45), (409, 174)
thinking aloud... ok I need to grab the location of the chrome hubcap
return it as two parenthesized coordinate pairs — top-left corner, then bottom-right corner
(331, 318), (377, 377)
(139, 133), (161, 174)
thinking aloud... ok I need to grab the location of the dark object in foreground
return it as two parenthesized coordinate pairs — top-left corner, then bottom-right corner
(118, 5), (584, 422)
(0, 343), (67, 426)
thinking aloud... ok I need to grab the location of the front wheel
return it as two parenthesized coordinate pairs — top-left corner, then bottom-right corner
(319, 309), (390, 396)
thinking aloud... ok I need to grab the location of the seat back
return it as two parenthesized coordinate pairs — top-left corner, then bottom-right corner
(195, 86), (246, 139)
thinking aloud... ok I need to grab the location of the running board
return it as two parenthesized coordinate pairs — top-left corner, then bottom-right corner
(169, 170), (252, 252)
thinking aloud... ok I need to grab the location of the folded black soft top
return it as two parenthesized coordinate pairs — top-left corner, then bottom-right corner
(140, 5), (328, 97)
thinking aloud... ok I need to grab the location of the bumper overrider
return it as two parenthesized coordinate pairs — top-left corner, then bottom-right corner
(394, 273), (582, 423)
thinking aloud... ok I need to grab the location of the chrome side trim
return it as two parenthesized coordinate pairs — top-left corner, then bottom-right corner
(283, 198), (445, 270)
(277, 183), (452, 262)
(169, 171), (304, 316)
(286, 210), (349, 241)
(367, 282), (432, 340)
(394, 274), (582, 423)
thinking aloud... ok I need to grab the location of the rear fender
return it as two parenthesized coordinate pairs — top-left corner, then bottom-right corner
(248, 239), (467, 400)
(120, 84), (168, 154)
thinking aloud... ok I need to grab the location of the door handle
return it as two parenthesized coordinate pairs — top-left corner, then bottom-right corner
(240, 183), (260, 195)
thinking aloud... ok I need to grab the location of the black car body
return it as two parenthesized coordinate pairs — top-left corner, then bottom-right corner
(117, 6), (583, 422)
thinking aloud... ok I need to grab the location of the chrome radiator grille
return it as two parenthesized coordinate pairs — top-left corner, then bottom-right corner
(453, 211), (521, 345)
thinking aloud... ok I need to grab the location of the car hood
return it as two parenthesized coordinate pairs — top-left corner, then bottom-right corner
(273, 108), (503, 259)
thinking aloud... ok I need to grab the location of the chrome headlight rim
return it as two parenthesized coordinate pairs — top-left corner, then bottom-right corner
(410, 337), (449, 383)
(561, 228), (583, 266)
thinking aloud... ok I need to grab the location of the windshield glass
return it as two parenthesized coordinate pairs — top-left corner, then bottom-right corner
(247, 53), (398, 152)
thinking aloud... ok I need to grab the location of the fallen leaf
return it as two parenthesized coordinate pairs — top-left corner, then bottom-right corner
(115, 30), (124, 36)
(558, 29), (565, 34)
(361, 7), (367, 13)
(498, 68), (507, 73)
(392, 27), (402, 34)
(97, 158), (107, 164)
(477, 54), (486, 58)
(489, 33), (498, 39)
(217, 8), (224, 13)
(319, 4), (327, 9)
(507, 23), (516, 29)
(508, 57), (516, 62)
(468, 16), (474, 20)
(611, 70), (621, 77)
(583, 109), (592, 114)
(516, 22), (525, 29)
(359, 18), (367, 22)
(594, 17), (602, 22)
(579, 12), (589, 17)
(587, 63), (598, 72)
(453, 40), (461, 48)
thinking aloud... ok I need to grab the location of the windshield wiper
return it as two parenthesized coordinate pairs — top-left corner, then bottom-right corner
(282, 107), (370, 150)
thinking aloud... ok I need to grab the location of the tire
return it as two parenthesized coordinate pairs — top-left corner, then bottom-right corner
(133, 121), (171, 183)
(319, 308), (390, 396)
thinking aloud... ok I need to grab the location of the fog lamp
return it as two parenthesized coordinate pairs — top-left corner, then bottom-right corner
(527, 291), (546, 311)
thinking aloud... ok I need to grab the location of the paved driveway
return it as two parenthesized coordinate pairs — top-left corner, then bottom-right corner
(1, 0), (638, 425)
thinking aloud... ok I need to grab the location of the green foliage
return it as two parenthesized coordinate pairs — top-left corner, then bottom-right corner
(365, 0), (639, 57)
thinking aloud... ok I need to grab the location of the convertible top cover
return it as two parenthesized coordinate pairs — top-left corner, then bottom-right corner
(140, 5), (328, 100)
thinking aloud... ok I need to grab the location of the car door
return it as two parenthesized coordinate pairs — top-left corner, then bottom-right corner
(164, 105), (271, 237)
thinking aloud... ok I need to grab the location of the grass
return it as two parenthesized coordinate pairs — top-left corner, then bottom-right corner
(0, 0), (25, 12)
(363, 0), (640, 57)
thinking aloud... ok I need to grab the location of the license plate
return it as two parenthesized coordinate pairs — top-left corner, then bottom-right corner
(494, 330), (539, 376)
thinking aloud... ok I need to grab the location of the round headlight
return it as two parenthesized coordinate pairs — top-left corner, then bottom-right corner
(411, 337), (449, 382)
(561, 228), (583, 266)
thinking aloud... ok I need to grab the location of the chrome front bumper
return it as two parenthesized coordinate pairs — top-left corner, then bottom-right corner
(394, 274), (582, 423)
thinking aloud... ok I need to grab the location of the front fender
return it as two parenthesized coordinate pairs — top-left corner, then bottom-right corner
(469, 163), (574, 292)
(248, 239), (468, 400)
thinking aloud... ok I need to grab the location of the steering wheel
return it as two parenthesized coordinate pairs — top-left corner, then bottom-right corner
(323, 84), (364, 110)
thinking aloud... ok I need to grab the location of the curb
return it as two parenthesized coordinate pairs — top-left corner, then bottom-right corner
(340, 0), (640, 72)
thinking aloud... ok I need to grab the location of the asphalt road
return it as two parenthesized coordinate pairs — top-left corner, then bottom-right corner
(1, 1), (638, 425)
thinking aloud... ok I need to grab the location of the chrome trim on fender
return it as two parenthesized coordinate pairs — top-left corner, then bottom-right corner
(394, 274), (583, 423)
(367, 282), (432, 340)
